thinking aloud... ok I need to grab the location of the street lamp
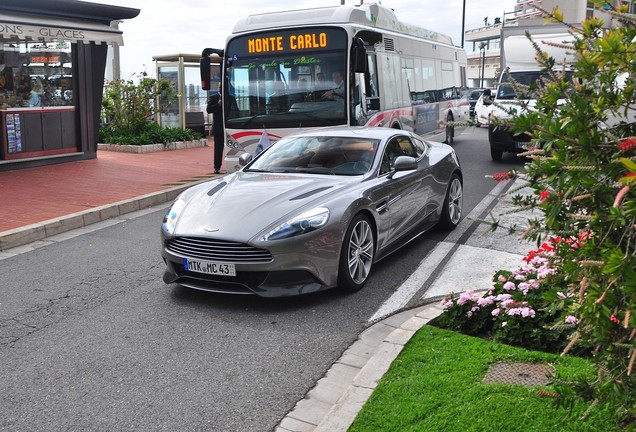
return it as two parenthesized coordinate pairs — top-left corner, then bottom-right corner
(479, 42), (487, 88)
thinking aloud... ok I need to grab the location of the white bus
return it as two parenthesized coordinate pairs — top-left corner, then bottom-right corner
(201, 2), (468, 172)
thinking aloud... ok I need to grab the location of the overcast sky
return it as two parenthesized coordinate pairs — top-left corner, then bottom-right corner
(86, 0), (518, 79)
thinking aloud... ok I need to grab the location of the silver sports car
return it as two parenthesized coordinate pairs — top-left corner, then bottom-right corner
(161, 126), (462, 297)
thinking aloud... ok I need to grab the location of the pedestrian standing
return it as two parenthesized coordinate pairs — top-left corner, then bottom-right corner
(207, 82), (224, 174)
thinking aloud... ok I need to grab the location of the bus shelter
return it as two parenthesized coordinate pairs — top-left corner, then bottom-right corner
(152, 53), (221, 135)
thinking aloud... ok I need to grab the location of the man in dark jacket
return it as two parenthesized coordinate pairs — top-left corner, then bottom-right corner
(206, 82), (224, 174)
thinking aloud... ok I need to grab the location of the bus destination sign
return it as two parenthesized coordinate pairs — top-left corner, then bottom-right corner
(247, 32), (328, 53)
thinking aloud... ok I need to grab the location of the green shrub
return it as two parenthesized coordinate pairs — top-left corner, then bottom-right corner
(99, 120), (202, 145)
(450, 3), (636, 423)
(99, 71), (201, 145)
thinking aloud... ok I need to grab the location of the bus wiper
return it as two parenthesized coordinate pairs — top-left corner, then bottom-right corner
(241, 111), (268, 127)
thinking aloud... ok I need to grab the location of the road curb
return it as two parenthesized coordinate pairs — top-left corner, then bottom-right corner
(0, 183), (196, 251)
(275, 302), (445, 432)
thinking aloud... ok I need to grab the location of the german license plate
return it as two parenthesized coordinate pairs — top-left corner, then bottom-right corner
(183, 258), (236, 276)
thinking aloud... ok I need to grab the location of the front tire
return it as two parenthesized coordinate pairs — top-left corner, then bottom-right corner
(490, 146), (503, 161)
(438, 174), (463, 230)
(338, 214), (375, 292)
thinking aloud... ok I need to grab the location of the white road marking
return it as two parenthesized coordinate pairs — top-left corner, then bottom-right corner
(368, 180), (509, 323)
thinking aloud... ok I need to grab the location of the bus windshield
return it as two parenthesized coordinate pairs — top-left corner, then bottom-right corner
(224, 27), (348, 129)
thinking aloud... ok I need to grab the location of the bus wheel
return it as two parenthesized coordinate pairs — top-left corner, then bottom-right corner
(445, 114), (454, 144)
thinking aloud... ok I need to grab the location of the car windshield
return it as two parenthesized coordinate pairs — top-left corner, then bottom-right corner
(497, 70), (574, 99)
(469, 90), (483, 101)
(245, 136), (380, 176)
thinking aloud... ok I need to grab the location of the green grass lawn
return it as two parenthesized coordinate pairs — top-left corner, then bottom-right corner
(349, 325), (620, 432)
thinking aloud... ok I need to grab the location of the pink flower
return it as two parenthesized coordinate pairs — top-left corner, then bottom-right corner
(477, 296), (496, 307)
(503, 281), (516, 291)
(491, 308), (501, 317)
(565, 315), (578, 324)
(496, 293), (512, 302)
(457, 290), (476, 306)
(441, 298), (454, 308)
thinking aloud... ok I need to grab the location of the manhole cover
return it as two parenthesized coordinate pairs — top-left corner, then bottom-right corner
(483, 362), (553, 386)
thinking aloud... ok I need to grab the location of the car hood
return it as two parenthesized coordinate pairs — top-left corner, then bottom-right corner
(173, 172), (354, 241)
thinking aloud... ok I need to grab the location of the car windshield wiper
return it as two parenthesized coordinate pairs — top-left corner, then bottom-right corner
(244, 168), (273, 173)
(293, 167), (335, 175)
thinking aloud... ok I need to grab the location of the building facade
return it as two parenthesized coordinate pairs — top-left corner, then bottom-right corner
(0, 0), (139, 171)
(464, 0), (624, 89)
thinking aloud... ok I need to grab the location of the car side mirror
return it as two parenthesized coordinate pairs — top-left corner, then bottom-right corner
(388, 155), (417, 178)
(393, 155), (417, 171)
(239, 152), (253, 167)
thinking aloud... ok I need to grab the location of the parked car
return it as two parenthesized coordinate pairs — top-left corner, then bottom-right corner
(468, 88), (486, 119)
(161, 126), (463, 297)
(474, 92), (492, 127)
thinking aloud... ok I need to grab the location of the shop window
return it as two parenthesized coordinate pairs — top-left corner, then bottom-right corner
(0, 41), (74, 109)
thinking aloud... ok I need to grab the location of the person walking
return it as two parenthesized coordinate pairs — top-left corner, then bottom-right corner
(207, 82), (224, 174)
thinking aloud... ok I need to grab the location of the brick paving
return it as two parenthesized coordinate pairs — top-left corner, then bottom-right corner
(0, 139), (220, 233)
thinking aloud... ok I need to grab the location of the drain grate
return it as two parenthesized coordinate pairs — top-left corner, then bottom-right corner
(483, 362), (553, 386)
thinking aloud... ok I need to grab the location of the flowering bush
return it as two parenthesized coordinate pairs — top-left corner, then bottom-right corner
(437, 238), (579, 352)
(454, 3), (636, 422)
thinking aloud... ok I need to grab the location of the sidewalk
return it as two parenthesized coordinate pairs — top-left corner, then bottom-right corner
(0, 141), (220, 250)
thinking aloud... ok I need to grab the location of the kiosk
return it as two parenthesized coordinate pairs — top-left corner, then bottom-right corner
(0, 0), (139, 171)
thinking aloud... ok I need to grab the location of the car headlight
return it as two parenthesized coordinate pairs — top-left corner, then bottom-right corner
(262, 207), (330, 241)
(162, 198), (186, 235)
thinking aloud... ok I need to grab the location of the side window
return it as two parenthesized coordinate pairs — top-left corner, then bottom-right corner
(396, 137), (418, 158)
(380, 137), (418, 175)
(410, 136), (427, 157)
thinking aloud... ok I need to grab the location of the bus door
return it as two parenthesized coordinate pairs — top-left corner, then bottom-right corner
(354, 50), (380, 125)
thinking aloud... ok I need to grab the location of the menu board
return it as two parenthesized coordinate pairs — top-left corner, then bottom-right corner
(6, 114), (23, 154)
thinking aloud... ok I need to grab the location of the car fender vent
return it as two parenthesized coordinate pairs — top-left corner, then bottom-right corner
(384, 37), (395, 51)
(207, 181), (227, 196)
(290, 186), (332, 201)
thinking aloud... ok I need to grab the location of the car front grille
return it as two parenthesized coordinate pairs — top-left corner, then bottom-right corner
(166, 237), (273, 263)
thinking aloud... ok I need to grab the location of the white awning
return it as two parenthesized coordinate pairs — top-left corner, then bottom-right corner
(0, 12), (124, 45)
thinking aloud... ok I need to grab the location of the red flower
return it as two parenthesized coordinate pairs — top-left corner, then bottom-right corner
(619, 137), (636, 153)
(539, 190), (550, 201)
(491, 171), (513, 183)
(610, 314), (621, 325)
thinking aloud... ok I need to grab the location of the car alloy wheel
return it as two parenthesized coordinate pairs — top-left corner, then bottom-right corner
(338, 214), (374, 291)
(438, 174), (463, 230)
